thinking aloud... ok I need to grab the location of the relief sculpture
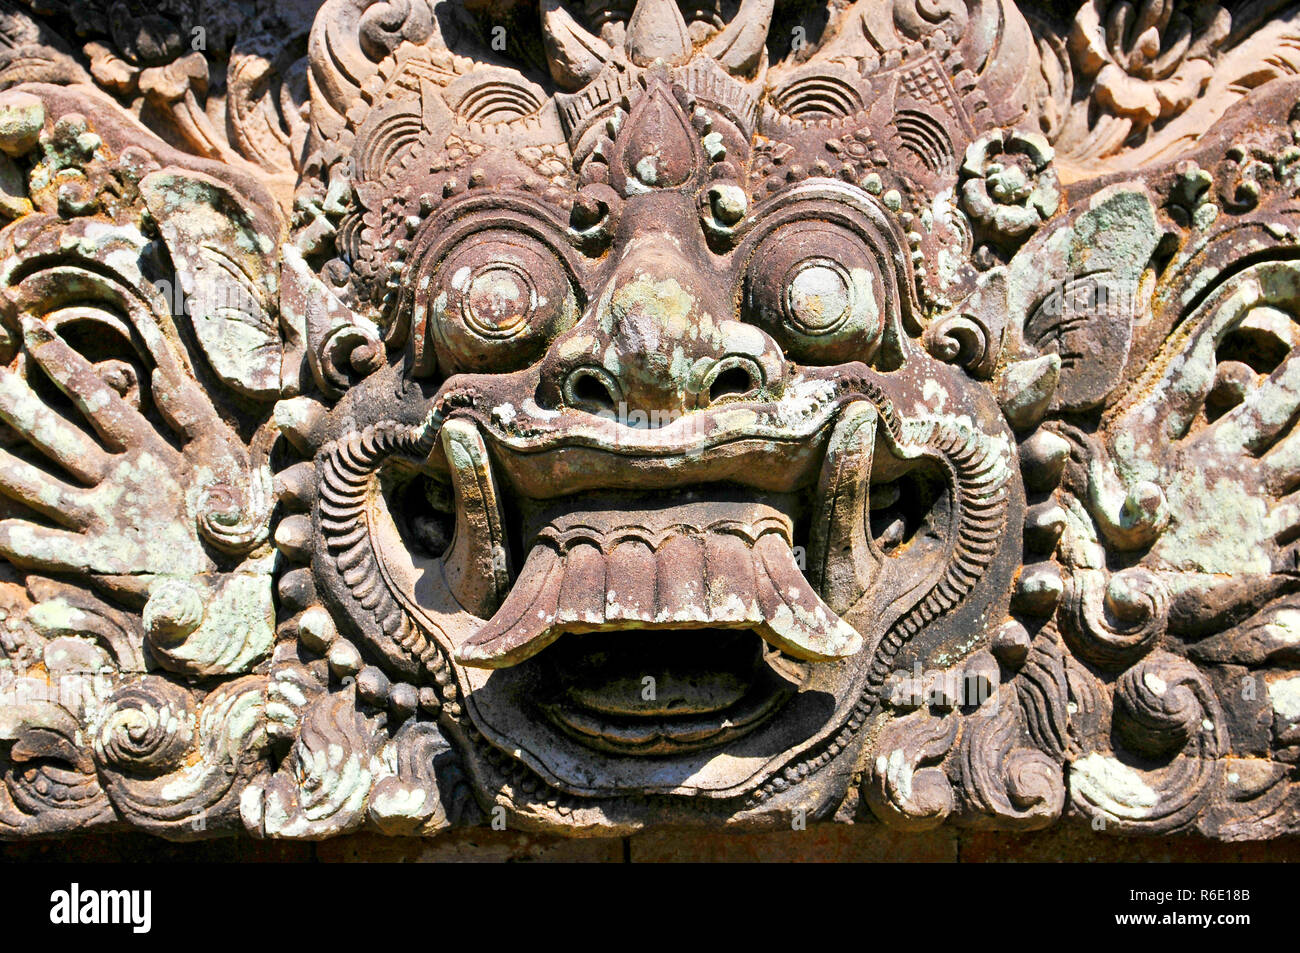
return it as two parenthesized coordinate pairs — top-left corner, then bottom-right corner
(0, 0), (1296, 842)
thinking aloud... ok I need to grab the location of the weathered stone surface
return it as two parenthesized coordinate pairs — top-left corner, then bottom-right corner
(0, 0), (1297, 853)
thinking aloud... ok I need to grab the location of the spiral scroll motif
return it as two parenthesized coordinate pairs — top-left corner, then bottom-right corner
(92, 677), (196, 775)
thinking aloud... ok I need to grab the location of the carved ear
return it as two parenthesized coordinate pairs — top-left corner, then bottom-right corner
(1017, 187), (1160, 413)
(140, 169), (286, 400)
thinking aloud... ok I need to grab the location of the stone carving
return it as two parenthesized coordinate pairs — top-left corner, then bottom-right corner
(0, 0), (1294, 844)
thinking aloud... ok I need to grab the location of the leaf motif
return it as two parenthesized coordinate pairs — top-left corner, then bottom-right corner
(140, 169), (283, 399)
(1020, 188), (1158, 411)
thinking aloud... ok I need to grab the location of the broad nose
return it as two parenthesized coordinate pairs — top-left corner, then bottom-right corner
(539, 243), (786, 421)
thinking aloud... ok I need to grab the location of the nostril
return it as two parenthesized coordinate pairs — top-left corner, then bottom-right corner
(704, 358), (762, 405)
(573, 374), (615, 407)
(710, 366), (756, 401)
(563, 368), (620, 416)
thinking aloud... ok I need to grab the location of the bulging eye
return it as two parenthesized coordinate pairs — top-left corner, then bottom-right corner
(745, 222), (886, 364)
(423, 229), (577, 374)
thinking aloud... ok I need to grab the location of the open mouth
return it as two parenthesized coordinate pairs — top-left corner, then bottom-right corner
(449, 489), (858, 757)
(374, 387), (895, 787)
(320, 362), (1009, 798)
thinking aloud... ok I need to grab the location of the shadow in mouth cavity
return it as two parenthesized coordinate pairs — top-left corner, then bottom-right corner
(531, 628), (813, 756)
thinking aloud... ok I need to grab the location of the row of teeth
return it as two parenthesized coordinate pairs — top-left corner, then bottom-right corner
(456, 528), (862, 667)
(437, 402), (882, 671)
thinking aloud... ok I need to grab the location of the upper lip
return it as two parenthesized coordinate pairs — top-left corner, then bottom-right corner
(423, 364), (885, 503)
(432, 364), (876, 457)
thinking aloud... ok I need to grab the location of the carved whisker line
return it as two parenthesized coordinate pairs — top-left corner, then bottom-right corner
(746, 409), (1012, 807)
(866, 416), (1012, 689)
(317, 420), (452, 683)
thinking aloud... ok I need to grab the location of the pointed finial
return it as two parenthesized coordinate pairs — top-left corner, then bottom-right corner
(625, 0), (692, 67)
(704, 0), (773, 76)
(540, 0), (613, 91)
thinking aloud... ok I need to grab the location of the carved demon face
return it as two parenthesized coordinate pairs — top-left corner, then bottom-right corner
(286, 0), (1029, 829)
(3, 0), (1296, 843)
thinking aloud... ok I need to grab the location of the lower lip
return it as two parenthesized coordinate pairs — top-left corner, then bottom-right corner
(531, 629), (801, 756)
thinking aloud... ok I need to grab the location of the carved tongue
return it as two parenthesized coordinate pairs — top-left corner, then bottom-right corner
(455, 500), (861, 668)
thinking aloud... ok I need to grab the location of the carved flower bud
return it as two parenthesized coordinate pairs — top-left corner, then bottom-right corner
(328, 639), (363, 678)
(1024, 501), (1069, 552)
(297, 605), (338, 654)
(389, 682), (419, 719)
(997, 354), (1061, 430)
(356, 665), (391, 706)
(92, 677), (195, 774)
(275, 514), (314, 562)
(1019, 429), (1071, 491)
(960, 130), (1059, 246)
(962, 650), (1001, 706)
(707, 182), (747, 226)
(418, 686), (441, 714)
(1119, 481), (1168, 537)
(0, 90), (44, 157)
(143, 579), (205, 647)
(569, 192), (605, 230)
(274, 396), (327, 455)
(990, 620), (1033, 668)
(1013, 563), (1066, 616)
